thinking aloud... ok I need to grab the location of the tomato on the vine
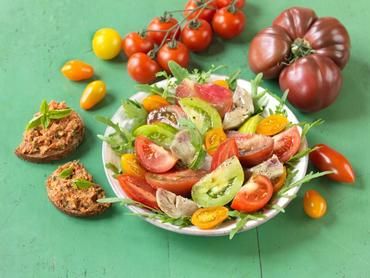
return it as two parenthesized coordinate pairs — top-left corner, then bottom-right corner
(212, 7), (246, 39)
(122, 32), (154, 57)
(184, 0), (216, 23)
(215, 0), (245, 9)
(181, 19), (213, 52)
(157, 41), (190, 73)
(127, 53), (161, 84)
(146, 16), (180, 45)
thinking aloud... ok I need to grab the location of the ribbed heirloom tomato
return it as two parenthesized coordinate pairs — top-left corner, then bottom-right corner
(122, 32), (154, 57)
(181, 19), (213, 52)
(127, 53), (161, 84)
(157, 41), (190, 73)
(212, 6), (246, 39)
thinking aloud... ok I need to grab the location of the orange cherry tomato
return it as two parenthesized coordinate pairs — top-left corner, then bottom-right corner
(272, 167), (287, 193)
(80, 80), (106, 110)
(212, 79), (229, 89)
(256, 114), (289, 136)
(61, 60), (94, 81)
(142, 95), (170, 112)
(191, 206), (229, 229)
(205, 128), (227, 155)
(121, 153), (146, 177)
(303, 190), (327, 219)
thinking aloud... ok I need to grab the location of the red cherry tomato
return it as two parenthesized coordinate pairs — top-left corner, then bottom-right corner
(211, 138), (239, 170)
(231, 175), (273, 213)
(272, 126), (301, 162)
(215, 0), (245, 9)
(145, 169), (207, 196)
(184, 0), (216, 23)
(309, 144), (355, 183)
(127, 53), (161, 84)
(157, 41), (190, 73)
(135, 136), (177, 173)
(122, 32), (154, 57)
(228, 133), (274, 167)
(117, 174), (159, 209)
(212, 7), (246, 39)
(181, 19), (213, 52)
(146, 16), (180, 45)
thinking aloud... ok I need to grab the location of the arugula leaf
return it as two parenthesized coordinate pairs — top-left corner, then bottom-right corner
(286, 147), (318, 168)
(250, 73), (268, 113)
(122, 99), (148, 129)
(301, 119), (324, 138)
(105, 163), (121, 176)
(226, 69), (241, 91)
(73, 179), (95, 190)
(59, 167), (73, 179)
(168, 61), (190, 84)
(228, 211), (266, 239)
(143, 213), (192, 228)
(192, 65), (226, 84)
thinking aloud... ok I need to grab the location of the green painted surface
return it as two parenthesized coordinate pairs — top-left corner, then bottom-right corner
(0, 0), (369, 277)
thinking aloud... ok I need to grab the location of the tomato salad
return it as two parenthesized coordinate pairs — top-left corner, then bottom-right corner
(98, 62), (328, 239)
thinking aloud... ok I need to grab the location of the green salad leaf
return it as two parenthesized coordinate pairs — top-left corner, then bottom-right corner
(228, 211), (266, 239)
(168, 61), (190, 84)
(122, 99), (148, 129)
(59, 167), (73, 179)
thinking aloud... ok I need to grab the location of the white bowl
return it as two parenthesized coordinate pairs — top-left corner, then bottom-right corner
(101, 75), (308, 237)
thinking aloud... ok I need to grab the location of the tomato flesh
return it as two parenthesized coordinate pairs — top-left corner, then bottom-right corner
(231, 175), (273, 213)
(272, 126), (301, 162)
(211, 138), (239, 170)
(147, 105), (186, 128)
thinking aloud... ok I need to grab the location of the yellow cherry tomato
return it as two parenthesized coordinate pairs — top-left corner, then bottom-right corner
(303, 190), (327, 219)
(92, 28), (121, 60)
(213, 79), (229, 89)
(191, 207), (229, 229)
(121, 153), (146, 177)
(142, 95), (170, 112)
(61, 60), (94, 81)
(204, 128), (227, 155)
(80, 80), (106, 110)
(256, 114), (289, 136)
(272, 167), (287, 193)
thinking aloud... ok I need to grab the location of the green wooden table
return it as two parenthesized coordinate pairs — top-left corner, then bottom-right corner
(1, 0), (369, 277)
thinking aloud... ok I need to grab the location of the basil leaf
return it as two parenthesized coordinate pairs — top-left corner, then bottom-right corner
(48, 108), (72, 119)
(168, 61), (189, 84)
(25, 114), (42, 130)
(40, 115), (50, 129)
(59, 167), (73, 179)
(72, 179), (95, 190)
(40, 100), (49, 114)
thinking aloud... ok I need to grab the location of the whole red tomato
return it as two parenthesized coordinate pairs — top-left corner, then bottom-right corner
(157, 41), (190, 72)
(122, 32), (154, 57)
(248, 7), (350, 112)
(146, 15), (180, 45)
(215, 0), (245, 9)
(184, 0), (216, 23)
(127, 53), (161, 84)
(212, 7), (246, 39)
(310, 144), (355, 183)
(181, 19), (213, 52)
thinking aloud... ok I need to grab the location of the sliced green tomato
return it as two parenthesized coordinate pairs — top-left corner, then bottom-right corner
(238, 114), (263, 134)
(191, 156), (244, 207)
(179, 97), (222, 135)
(133, 123), (177, 148)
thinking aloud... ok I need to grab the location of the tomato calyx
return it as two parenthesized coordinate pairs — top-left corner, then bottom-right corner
(188, 19), (202, 29)
(166, 39), (179, 49)
(290, 38), (314, 61)
(227, 1), (238, 13)
(159, 12), (174, 23)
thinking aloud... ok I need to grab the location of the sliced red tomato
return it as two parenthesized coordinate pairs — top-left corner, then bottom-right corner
(272, 126), (301, 162)
(135, 136), (177, 173)
(145, 169), (207, 196)
(231, 175), (273, 213)
(117, 174), (159, 209)
(211, 138), (239, 170)
(228, 133), (274, 166)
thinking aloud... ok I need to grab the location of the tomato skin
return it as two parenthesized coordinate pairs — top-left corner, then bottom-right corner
(117, 174), (159, 209)
(212, 8), (246, 39)
(61, 60), (94, 81)
(135, 136), (177, 173)
(205, 128), (227, 155)
(142, 95), (170, 112)
(309, 144), (355, 183)
(146, 17), (180, 45)
(184, 0), (216, 23)
(181, 19), (213, 52)
(303, 190), (327, 219)
(211, 138), (239, 171)
(215, 0), (245, 9)
(92, 28), (121, 60)
(80, 80), (106, 110)
(145, 169), (207, 196)
(157, 41), (190, 73)
(121, 153), (146, 177)
(191, 207), (229, 230)
(231, 175), (273, 213)
(122, 32), (154, 57)
(256, 114), (289, 136)
(127, 53), (161, 84)
(272, 126), (301, 163)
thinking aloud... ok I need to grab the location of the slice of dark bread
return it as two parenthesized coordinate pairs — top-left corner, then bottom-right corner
(15, 101), (85, 163)
(46, 161), (111, 217)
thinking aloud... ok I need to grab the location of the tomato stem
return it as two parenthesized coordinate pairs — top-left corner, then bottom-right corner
(291, 38), (314, 60)
(227, 0), (238, 13)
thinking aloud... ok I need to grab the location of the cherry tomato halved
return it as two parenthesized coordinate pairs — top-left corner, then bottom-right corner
(309, 144), (355, 183)
(191, 206), (229, 229)
(205, 128), (227, 155)
(145, 169), (207, 196)
(142, 95), (170, 112)
(122, 32), (154, 57)
(272, 126), (301, 163)
(117, 174), (158, 209)
(135, 136), (177, 173)
(181, 19), (213, 52)
(211, 138), (239, 171)
(127, 53), (161, 84)
(303, 190), (327, 219)
(80, 80), (106, 110)
(231, 175), (273, 213)
(184, 0), (216, 23)
(212, 7), (246, 39)
(146, 16), (180, 45)
(157, 41), (190, 73)
(121, 153), (146, 177)
(256, 114), (289, 136)
(61, 60), (94, 81)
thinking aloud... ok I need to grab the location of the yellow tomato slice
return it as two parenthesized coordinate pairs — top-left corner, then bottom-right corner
(142, 95), (170, 112)
(121, 153), (146, 177)
(204, 128), (227, 155)
(256, 114), (289, 136)
(212, 79), (229, 89)
(80, 80), (106, 110)
(191, 207), (229, 229)
(272, 167), (287, 193)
